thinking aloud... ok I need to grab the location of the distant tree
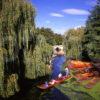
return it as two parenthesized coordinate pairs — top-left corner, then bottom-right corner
(64, 27), (85, 59)
(82, 0), (100, 59)
(35, 27), (63, 45)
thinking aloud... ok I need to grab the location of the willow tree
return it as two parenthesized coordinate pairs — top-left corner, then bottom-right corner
(0, 0), (36, 97)
(25, 34), (52, 79)
(64, 27), (85, 59)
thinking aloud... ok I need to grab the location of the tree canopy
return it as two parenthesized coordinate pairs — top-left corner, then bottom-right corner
(82, 0), (100, 59)
(0, 0), (36, 97)
(35, 27), (63, 45)
(64, 27), (85, 59)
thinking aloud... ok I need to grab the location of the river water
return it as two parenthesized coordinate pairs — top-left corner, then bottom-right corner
(5, 75), (69, 100)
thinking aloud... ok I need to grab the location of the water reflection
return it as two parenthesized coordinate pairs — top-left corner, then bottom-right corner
(40, 88), (70, 100)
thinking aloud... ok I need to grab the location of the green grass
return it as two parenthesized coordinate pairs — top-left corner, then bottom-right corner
(79, 82), (100, 100)
(56, 78), (100, 100)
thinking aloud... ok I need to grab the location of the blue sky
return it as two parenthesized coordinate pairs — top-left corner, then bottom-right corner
(30, 0), (96, 34)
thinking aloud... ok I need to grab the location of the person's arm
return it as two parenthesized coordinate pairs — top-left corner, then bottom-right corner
(48, 65), (52, 70)
(47, 59), (51, 70)
(49, 57), (55, 70)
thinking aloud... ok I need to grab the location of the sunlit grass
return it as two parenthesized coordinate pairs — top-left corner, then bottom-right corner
(56, 77), (100, 100)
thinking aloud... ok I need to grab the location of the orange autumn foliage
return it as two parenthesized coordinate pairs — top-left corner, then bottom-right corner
(68, 60), (92, 69)
(75, 73), (93, 80)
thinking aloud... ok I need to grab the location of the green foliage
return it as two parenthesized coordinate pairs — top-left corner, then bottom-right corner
(56, 78), (100, 100)
(35, 27), (63, 45)
(64, 27), (85, 59)
(0, 0), (54, 97)
(0, 0), (36, 97)
(3, 74), (19, 97)
(25, 35), (52, 79)
(83, 0), (100, 59)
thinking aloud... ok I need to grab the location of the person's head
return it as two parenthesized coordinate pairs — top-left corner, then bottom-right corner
(55, 47), (61, 52)
(53, 45), (65, 55)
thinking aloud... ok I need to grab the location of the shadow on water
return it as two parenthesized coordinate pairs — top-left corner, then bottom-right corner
(6, 75), (49, 100)
(41, 88), (70, 100)
(1, 74), (70, 100)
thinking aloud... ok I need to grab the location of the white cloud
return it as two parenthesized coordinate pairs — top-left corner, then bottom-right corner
(50, 13), (64, 17)
(62, 8), (90, 15)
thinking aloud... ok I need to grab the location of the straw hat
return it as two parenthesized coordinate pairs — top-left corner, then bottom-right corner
(53, 45), (65, 55)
